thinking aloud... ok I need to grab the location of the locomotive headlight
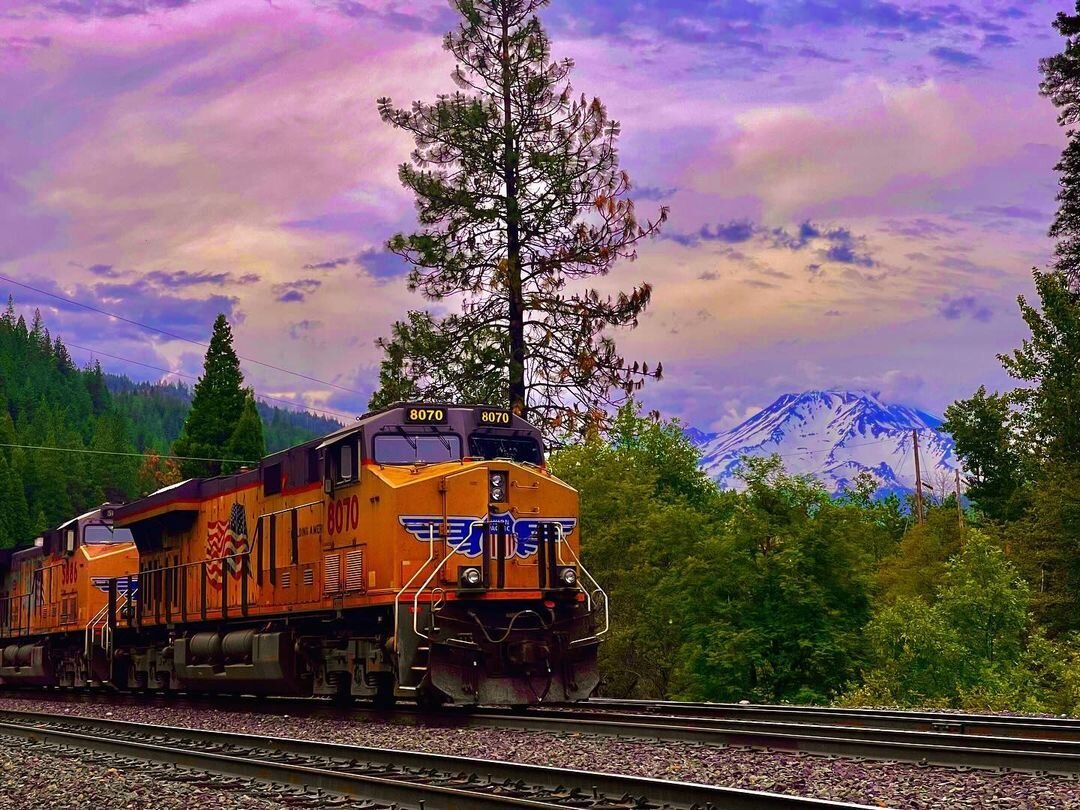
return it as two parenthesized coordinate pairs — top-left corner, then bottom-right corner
(557, 566), (578, 587)
(459, 566), (483, 588)
(489, 471), (508, 503)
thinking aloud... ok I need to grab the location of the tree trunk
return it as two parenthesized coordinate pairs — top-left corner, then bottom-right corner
(501, 8), (526, 417)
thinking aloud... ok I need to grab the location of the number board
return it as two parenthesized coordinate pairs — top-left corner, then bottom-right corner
(404, 406), (448, 425)
(477, 408), (512, 426)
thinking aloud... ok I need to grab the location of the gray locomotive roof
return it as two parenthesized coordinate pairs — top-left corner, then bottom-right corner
(315, 402), (535, 449)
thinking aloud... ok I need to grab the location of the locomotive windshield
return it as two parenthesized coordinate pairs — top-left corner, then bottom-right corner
(373, 433), (461, 464)
(83, 524), (135, 545)
(468, 434), (543, 464)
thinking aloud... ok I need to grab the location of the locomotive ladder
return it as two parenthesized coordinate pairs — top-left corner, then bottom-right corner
(84, 589), (130, 674)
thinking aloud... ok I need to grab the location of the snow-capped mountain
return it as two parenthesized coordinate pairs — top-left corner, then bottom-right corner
(689, 390), (957, 496)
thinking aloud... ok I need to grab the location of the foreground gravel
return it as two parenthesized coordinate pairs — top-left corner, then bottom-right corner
(0, 733), (371, 809)
(3, 695), (1080, 809)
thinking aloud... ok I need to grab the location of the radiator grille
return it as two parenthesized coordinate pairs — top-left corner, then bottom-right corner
(281, 570), (291, 589)
(323, 554), (340, 594)
(303, 566), (314, 587)
(345, 549), (364, 592)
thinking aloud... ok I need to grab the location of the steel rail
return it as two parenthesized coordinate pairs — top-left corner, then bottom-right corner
(440, 708), (1080, 775)
(7, 690), (1080, 775)
(584, 698), (1080, 741)
(0, 709), (879, 810)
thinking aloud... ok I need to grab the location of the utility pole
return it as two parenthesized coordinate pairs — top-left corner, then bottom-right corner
(955, 467), (964, 535)
(912, 429), (924, 524)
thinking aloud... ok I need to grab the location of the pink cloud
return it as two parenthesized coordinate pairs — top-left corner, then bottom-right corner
(687, 78), (1060, 221)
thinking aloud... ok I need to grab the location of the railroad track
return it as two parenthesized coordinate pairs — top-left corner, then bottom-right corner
(7, 690), (1080, 776)
(472, 705), (1080, 775)
(586, 698), (1080, 741)
(0, 708), (876, 810)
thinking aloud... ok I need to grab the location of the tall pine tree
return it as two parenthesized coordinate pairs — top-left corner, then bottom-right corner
(375, 0), (667, 436)
(1041, 3), (1080, 292)
(224, 392), (266, 474)
(172, 315), (262, 478)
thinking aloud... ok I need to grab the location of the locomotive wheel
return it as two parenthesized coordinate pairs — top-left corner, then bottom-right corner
(331, 676), (354, 707)
(414, 683), (447, 711)
(372, 673), (395, 711)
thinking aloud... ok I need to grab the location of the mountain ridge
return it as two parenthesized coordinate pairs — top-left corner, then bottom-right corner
(687, 389), (957, 495)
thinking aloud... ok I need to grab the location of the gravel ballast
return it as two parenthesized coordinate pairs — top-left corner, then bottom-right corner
(0, 733), (371, 810)
(2, 695), (1079, 809)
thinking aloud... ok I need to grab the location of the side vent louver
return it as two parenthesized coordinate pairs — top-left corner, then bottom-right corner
(345, 549), (364, 592)
(323, 554), (341, 595)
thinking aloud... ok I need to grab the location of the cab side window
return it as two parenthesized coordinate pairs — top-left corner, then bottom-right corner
(340, 444), (354, 482)
(326, 440), (359, 486)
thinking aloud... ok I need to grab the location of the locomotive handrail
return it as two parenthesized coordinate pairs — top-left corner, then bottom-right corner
(554, 523), (610, 646)
(256, 499), (322, 519)
(135, 549), (250, 574)
(118, 550), (253, 627)
(85, 584), (130, 673)
(392, 522), (437, 692)
(0, 592), (31, 640)
(101, 590), (129, 662)
(409, 522), (485, 642)
(84, 601), (109, 658)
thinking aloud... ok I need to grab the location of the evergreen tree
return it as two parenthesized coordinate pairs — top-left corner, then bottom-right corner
(90, 412), (139, 502)
(1000, 270), (1080, 465)
(375, 0), (667, 435)
(172, 314), (255, 478)
(86, 360), (110, 414)
(369, 311), (507, 410)
(1006, 464), (1080, 635)
(224, 391), (266, 473)
(1041, 3), (1080, 292)
(2, 457), (33, 547)
(942, 386), (1026, 522)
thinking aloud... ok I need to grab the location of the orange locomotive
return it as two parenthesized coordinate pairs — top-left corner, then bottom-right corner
(0, 506), (139, 687)
(2, 403), (606, 706)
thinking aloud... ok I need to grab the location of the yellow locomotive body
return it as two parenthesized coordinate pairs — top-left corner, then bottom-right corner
(0, 506), (139, 687)
(105, 403), (604, 705)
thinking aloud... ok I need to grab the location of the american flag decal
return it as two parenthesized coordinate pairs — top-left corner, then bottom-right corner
(206, 502), (249, 589)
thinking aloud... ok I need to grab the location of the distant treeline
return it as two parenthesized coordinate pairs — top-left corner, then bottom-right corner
(0, 299), (341, 549)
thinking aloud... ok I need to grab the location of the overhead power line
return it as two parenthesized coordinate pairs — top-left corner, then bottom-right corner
(0, 273), (367, 396)
(64, 340), (355, 423)
(0, 442), (257, 465)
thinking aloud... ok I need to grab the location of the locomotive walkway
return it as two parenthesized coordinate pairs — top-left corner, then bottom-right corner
(0, 708), (877, 810)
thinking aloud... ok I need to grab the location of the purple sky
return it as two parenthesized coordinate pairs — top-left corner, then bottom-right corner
(0, 0), (1068, 430)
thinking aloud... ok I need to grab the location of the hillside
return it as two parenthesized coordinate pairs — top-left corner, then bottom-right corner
(106, 376), (343, 455)
(689, 390), (958, 496)
(0, 301), (343, 548)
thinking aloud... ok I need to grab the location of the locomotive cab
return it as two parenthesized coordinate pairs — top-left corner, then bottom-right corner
(0, 505), (139, 688)
(339, 404), (605, 705)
